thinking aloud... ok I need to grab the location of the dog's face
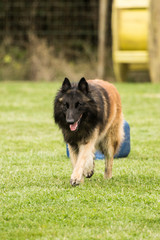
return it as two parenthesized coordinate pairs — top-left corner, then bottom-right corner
(55, 77), (89, 132)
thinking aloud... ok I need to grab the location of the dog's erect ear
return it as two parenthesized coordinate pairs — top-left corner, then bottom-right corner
(78, 77), (88, 94)
(62, 78), (71, 92)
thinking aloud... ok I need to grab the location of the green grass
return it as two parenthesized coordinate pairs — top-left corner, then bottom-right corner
(0, 81), (160, 240)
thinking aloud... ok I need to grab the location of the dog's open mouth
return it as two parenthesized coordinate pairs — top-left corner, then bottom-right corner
(69, 115), (82, 132)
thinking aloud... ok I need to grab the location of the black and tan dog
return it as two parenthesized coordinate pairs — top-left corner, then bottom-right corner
(54, 77), (124, 186)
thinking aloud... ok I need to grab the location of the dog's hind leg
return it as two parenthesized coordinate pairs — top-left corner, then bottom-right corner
(104, 120), (124, 179)
(104, 155), (114, 179)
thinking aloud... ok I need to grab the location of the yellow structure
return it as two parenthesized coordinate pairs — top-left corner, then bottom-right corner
(112, 0), (149, 82)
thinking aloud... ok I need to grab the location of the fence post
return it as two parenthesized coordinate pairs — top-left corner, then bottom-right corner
(149, 0), (160, 83)
(98, 0), (108, 79)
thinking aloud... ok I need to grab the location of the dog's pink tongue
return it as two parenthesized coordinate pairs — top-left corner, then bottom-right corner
(70, 122), (78, 131)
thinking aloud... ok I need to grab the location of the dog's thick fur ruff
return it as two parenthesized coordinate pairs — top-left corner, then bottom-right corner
(54, 77), (124, 186)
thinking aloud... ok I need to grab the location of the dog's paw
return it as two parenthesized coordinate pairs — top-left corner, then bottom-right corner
(70, 178), (81, 186)
(104, 173), (112, 180)
(84, 169), (94, 178)
(83, 161), (95, 178)
(70, 172), (83, 187)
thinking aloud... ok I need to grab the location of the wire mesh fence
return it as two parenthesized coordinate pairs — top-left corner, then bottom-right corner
(0, 0), (113, 81)
(0, 0), (100, 47)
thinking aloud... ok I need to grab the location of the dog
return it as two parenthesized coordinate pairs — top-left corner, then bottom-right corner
(54, 77), (124, 186)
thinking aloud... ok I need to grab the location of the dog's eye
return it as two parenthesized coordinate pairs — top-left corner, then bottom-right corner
(75, 102), (80, 108)
(64, 102), (69, 109)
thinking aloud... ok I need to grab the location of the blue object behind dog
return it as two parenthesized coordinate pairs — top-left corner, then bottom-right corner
(66, 120), (130, 159)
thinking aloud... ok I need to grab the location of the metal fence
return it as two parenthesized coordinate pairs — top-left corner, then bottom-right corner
(0, 0), (100, 47)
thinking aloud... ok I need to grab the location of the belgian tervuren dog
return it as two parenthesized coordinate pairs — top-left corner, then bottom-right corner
(54, 77), (124, 186)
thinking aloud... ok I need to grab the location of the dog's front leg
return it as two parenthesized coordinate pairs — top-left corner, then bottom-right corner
(70, 138), (96, 186)
(68, 144), (78, 169)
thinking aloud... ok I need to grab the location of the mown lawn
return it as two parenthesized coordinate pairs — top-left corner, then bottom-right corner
(0, 81), (160, 240)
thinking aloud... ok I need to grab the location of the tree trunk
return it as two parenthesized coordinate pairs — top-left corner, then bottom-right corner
(149, 0), (160, 83)
(98, 0), (108, 79)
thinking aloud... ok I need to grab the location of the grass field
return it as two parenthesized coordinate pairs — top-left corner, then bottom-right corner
(0, 81), (160, 240)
